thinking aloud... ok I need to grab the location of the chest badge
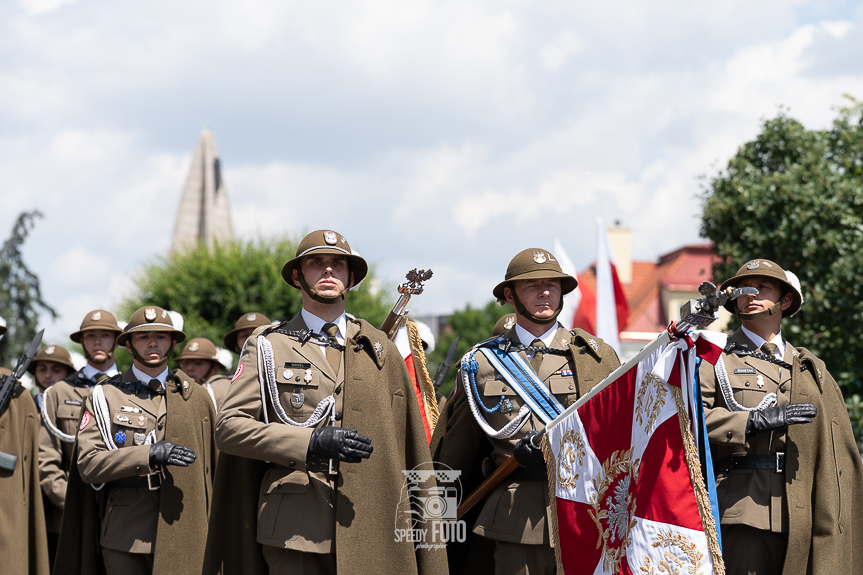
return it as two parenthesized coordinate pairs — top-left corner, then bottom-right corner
(374, 341), (383, 359)
(303, 369), (313, 384)
(114, 430), (127, 444)
(588, 339), (599, 352)
(134, 431), (146, 446)
(283, 369), (294, 380)
(137, 415), (146, 428)
(756, 374), (765, 388)
(291, 390), (305, 409)
(501, 398), (514, 414)
(116, 415), (130, 424)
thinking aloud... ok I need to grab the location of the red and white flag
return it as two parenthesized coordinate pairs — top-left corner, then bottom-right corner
(544, 331), (725, 575)
(394, 323), (436, 443)
(570, 220), (629, 351)
(553, 239), (581, 331)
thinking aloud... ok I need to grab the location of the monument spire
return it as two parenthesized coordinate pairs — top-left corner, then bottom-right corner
(170, 127), (234, 253)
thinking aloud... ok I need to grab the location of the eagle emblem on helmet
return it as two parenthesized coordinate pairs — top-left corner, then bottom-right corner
(90, 311), (102, 321)
(324, 231), (337, 245)
(533, 251), (547, 264)
(189, 342), (199, 352)
(746, 260), (760, 270)
(145, 308), (157, 321)
(45, 346), (55, 355)
(246, 313), (256, 322)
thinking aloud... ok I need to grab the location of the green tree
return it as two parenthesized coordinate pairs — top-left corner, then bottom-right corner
(0, 211), (57, 365)
(428, 300), (512, 396)
(121, 237), (393, 365)
(700, 99), (863, 443)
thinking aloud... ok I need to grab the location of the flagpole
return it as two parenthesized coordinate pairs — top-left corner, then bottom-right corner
(455, 281), (755, 521)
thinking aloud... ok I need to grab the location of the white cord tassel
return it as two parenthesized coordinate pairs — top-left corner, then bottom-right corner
(41, 386), (76, 443)
(715, 355), (777, 412)
(462, 368), (531, 439)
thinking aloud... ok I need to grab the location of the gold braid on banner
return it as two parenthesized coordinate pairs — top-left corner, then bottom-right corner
(406, 318), (440, 431)
(542, 434), (564, 572)
(672, 386), (725, 575)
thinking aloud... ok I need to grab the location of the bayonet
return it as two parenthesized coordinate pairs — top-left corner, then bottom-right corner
(433, 336), (460, 391)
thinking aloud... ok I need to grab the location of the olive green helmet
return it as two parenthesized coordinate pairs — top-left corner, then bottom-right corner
(223, 312), (271, 353)
(719, 259), (803, 318)
(70, 309), (122, 343)
(492, 248), (577, 300)
(280, 230), (368, 302)
(28, 345), (75, 374)
(116, 306), (186, 347)
(175, 337), (220, 362)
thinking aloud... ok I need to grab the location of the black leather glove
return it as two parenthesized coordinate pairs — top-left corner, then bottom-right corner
(308, 427), (373, 463)
(148, 441), (197, 467)
(513, 430), (545, 467)
(745, 403), (817, 437)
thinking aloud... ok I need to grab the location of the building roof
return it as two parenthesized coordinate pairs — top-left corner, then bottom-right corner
(577, 243), (719, 339)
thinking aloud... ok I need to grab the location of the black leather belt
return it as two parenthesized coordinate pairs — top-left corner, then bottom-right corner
(112, 472), (161, 490)
(721, 452), (785, 473)
(509, 466), (548, 482)
(307, 455), (339, 475)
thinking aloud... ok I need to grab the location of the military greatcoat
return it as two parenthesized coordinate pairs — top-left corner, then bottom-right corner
(204, 314), (448, 575)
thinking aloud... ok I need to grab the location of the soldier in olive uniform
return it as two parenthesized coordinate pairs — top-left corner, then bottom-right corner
(208, 230), (447, 575)
(39, 310), (122, 567)
(67, 306), (216, 575)
(175, 337), (231, 410)
(434, 248), (621, 575)
(700, 259), (863, 575)
(224, 312), (271, 354)
(30, 345), (76, 413)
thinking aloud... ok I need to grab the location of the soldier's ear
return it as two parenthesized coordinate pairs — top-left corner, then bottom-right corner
(348, 271), (355, 290)
(780, 290), (793, 311)
(503, 285), (515, 307)
(292, 268), (301, 288)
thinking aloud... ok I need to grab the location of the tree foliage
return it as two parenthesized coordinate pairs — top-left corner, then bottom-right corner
(700, 99), (863, 442)
(121, 237), (393, 363)
(0, 211), (57, 366)
(428, 300), (512, 397)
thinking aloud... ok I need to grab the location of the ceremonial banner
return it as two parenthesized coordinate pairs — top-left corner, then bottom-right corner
(394, 320), (439, 442)
(544, 331), (725, 575)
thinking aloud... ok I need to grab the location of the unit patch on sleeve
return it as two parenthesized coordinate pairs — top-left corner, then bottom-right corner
(79, 411), (92, 430)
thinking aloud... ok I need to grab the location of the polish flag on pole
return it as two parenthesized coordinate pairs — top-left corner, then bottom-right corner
(553, 239), (581, 331)
(594, 218), (629, 355)
(393, 322), (438, 443)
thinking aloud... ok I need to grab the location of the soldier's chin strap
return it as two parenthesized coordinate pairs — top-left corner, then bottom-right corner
(83, 348), (114, 366)
(297, 272), (348, 303)
(510, 291), (563, 325)
(737, 301), (782, 321)
(128, 344), (174, 370)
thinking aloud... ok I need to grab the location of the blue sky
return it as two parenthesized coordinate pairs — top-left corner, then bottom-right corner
(2, 0), (862, 343)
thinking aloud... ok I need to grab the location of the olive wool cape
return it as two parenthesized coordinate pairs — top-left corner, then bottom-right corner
(783, 347), (863, 575)
(202, 318), (448, 575)
(0, 385), (50, 575)
(54, 370), (216, 575)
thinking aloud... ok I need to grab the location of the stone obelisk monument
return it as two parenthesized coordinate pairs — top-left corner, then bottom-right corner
(170, 127), (234, 253)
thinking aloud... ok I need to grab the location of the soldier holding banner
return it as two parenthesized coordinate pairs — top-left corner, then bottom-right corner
(433, 248), (620, 575)
(699, 259), (863, 575)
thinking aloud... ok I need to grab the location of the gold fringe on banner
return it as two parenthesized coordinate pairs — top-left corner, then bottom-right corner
(406, 319), (440, 432)
(542, 434), (565, 573)
(672, 386), (726, 575)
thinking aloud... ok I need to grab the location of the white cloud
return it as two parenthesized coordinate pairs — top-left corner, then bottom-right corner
(20, 0), (77, 16)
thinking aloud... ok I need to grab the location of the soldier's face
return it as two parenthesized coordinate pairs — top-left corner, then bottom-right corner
(34, 361), (70, 390)
(736, 277), (792, 314)
(507, 278), (562, 320)
(82, 330), (116, 363)
(235, 328), (255, 350)
(295, 254), (354, 296)
(127, 332), (173, 363)
(179, 358), (217, 383)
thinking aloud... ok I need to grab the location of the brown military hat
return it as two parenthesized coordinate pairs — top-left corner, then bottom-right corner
(175, 337), (220, 362)
(223, 312), (271, 352)
(116, 306), (187, 346)
(492, 313), (517, 336)
(720, 258), (803, 318)
(27, 345), (75, 374)
(280, 230), (368, 289)
(492, 248), (578, 300)
(70, 309), (122, 343)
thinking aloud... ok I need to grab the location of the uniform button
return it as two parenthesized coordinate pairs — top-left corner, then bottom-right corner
(501, 386), (507, 392)
(779, 385), (787, 393)
(745, 382), (750, 387)
(568, 385), (574, 390)
(135, 466), (141, 473)
(276, 485), (282, 490)
(726, 431), (733, 439)
(334, 387), (341, 395)
(335, 412), (342, 421)
(288, 461), (295, 468)
(295, 376), (301, 382)
(158, 423), (164, 430)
